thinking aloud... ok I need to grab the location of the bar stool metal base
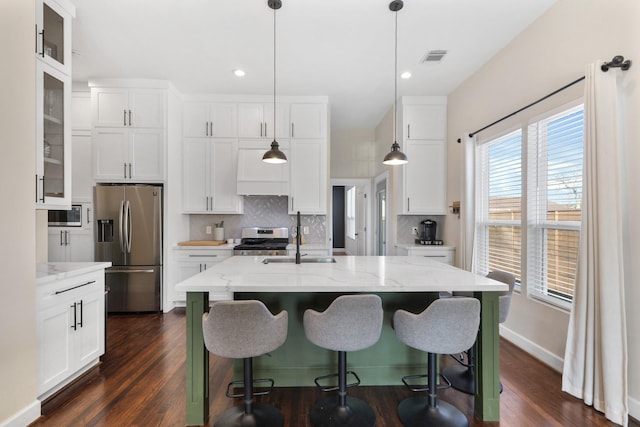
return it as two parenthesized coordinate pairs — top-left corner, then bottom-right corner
(309, 396), (376, 427)
(214, 403), (284, 427)
(442, 365), (504, 395)
(397, 396), (468, 427)
(442, 365), (475, 395)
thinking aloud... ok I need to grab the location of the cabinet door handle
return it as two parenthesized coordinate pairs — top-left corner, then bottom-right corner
(78, 300), (83, 328)
(60, 230), (64, 246)
(124, 163), (127, 179)
(291, 197), (294, 211)
(128, 163), (132, 179)
(35, 174), (38, 203)
(65, 230), (70, 246)
(264, 122), (267, 137)
(39, 27), (45, 57)
(408, 124), (411, 139)
(189, 254), (218, 258)
(205, 122), (209, 136)
(291, 122), (294, 138)
(128, 110), (132, 126)
(260, 122), (263, 137)
(124, 110), (127, 126)
(87, 207), (91, 224)
(407, 198), (410, 212)
(39, 175), (45, 203)
(70, 302), (77, 330)
(210, 121), (214, 136)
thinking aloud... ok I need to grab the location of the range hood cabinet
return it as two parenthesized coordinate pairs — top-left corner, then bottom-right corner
(236, 147), (289, 196)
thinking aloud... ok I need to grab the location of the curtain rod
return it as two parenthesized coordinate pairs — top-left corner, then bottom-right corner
(460, 55), (632, 141)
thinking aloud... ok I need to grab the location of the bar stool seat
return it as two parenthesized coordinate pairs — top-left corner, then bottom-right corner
(203, 300), (288, 427)
(394, 297), (480, 427)
(303, 294), (383, 427)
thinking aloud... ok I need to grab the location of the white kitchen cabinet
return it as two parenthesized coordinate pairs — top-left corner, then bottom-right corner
(182, 138), (243, 213)
(289, 138), (327, 214)
(397, 97), (447, 215)
(48, 228), (93, 262)
(238, 103), (289, 139)
(236, 139), (290, 196)
(36, 60), (72, 209)
(183, 102), (236, 138)
(290, 103), (328, 139)
(93, 128), (164, 181)
(36, 270), (105, 398)
(35, 0), (75, 76)
(399, 140), (447, 214)
(403, 104), (447, 141)
(92, 88), (165, 128)
(173, 248), (233, 302)
(396, 245), (455, 265)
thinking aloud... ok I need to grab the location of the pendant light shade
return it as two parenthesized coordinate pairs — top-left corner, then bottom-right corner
(383, 0), (408, 166)
(262, 0), (288, 164)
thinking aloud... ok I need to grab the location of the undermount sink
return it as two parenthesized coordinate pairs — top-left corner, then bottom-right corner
(262, 257), (337, 264)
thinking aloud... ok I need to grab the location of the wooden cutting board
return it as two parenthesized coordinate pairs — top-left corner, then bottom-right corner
(178, 240), (228, 246)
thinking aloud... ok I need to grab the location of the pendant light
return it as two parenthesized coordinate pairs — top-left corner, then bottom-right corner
(383, 0), (408, 166)
(262, 0), (288, 164)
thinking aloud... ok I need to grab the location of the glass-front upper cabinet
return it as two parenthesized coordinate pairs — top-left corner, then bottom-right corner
(37, 61), (71, 208)
(35, 0), (75, 75)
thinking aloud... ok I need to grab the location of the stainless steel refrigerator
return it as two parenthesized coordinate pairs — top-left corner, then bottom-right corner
(94, 184), (162, 313)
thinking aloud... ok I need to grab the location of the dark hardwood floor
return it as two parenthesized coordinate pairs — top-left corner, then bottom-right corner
(31, 309), (636, 427)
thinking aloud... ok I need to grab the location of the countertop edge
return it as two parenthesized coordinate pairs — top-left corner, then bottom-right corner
(36, 262), (112, 285)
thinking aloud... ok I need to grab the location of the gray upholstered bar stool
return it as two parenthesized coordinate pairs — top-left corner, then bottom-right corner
(442, 270), (516, 394)
(303, 294), (383, 427)
(202, 300), (288, 427)
(393, 297), (480, 427)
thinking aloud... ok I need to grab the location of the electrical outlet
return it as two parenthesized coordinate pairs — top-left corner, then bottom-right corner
(205, 226), (212, 234)
(303, 226), (309, 234)
(411, 227), (419, 236)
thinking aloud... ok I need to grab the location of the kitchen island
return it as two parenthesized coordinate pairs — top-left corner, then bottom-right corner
(175, 255), (507, 425)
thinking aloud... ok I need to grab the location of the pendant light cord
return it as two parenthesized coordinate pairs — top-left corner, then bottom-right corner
(393, 9), (398, 144)
(273, 6), (277, 139)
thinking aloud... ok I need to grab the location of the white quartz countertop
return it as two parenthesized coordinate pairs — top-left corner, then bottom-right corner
(36, 262), (112, 285)
(175, 255), (507, 294)
(285, 243), (329, 251)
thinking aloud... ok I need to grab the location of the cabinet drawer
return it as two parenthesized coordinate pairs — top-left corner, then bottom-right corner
(37, 271), (103, 310)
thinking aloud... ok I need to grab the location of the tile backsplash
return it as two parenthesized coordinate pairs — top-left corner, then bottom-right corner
(189, 196), (326, 243)
(396, 215), (446, 244)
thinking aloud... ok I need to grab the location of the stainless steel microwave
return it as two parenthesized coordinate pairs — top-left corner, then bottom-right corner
(48, 204), (82, 227)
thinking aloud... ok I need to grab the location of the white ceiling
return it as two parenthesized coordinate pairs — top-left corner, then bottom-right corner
(69, 0), (557, 130)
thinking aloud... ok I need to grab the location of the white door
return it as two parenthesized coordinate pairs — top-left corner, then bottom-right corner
(344, 186), (357, 255)
(355, 186), (367, 256)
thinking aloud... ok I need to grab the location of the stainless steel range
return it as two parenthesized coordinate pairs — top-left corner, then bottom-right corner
(233, 227), (289, 256)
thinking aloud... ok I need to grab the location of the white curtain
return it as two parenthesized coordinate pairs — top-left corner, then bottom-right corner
(562, 61), (628, 426)
(460, 134), (476, 272)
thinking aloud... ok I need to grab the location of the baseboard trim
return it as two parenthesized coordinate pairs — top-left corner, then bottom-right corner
(499, 325), (565, 373)
(629, 395), (640, 423)
(0, 400), (40, 427)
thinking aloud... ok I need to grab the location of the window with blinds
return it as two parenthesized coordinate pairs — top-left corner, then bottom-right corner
(527, 104), (584, 308)
(475, 130), (522, 283)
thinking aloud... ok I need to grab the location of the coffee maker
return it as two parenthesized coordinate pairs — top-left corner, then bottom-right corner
(419, 219), (442, 245)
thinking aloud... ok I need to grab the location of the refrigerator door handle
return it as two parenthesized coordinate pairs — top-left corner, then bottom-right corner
(106, 269), (155, 274)
(119, 200), (125, 253)
(125, 200), (132, 253)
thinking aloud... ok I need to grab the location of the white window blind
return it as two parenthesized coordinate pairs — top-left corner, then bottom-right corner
(527, 104), (583, 307)
(475, 130), (522, 282)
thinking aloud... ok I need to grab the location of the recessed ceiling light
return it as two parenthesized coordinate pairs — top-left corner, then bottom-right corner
(233, 69), (246, 77)
(400, 71), (412, 79)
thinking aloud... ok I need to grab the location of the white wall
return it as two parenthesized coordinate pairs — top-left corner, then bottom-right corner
(330, 128), (376, 178)
(0, 0), (39, 425)
(446, 0), (640, 418)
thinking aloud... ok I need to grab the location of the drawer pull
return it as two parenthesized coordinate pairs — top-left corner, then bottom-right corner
(106, 269), (155, 274)
(55, 280), (97, 295)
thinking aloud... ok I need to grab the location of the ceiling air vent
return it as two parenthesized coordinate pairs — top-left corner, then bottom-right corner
(421, 50), (447, 63)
